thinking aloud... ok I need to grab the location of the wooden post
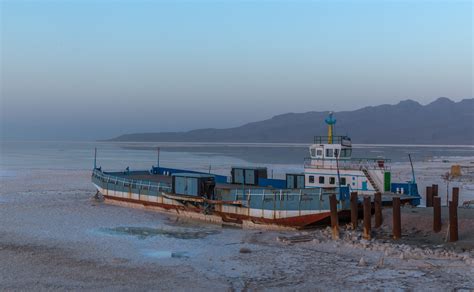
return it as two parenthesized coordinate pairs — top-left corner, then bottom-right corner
(426, 186), (433, 207)
(363, 196), (371, 240)
(392, 197), (401, 240)
(449, 200), (458, 242)
(452, 187), (459, 207)
(432, 184), (438, 197)
(350, 192), (358, 229)
(433, 196), (441, 233)
(374, 192), (383, 228)
(329, 194), (339, 240)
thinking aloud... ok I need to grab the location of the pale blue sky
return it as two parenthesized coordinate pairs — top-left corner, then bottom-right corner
(1, 0), (472, 140)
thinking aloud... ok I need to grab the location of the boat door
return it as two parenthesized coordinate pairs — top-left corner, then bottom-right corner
(296, 175), (305, 189)
(362, 181), (368, 191)
(245, 169), (255, 185)
(287, 175), (295, 189)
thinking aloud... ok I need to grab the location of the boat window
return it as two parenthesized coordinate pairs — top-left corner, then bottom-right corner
(309, 176), (315, 183)
(319, 176), (325, 183)
(340, 177), (346, 185)
(326, 149), (334, 158)
(329, 177), (335, 184)
(334, 149), (339, 158)
(340, 149), (352, 158)
(310, 148), (316, 157)
(316, 149), (323, 157)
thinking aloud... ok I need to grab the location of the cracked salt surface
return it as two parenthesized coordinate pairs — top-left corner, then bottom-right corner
(142, 250), (190, 259)
(98, 226), (220, 240)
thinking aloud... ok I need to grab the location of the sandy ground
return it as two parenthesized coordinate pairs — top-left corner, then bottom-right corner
(0, 169), (473, 290)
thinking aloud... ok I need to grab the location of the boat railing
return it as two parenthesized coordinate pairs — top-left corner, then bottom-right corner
(313, 136), (352, 146)
(92, 169), (172, 192)
(216, 186), (349, 204)
(304, 157), (391, 170)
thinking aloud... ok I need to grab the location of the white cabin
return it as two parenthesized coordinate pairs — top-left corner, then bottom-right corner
(303, 114), (390, 195)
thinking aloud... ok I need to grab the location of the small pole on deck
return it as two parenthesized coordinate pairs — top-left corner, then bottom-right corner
(329, 194), (339, 240)
(374, 192), (383, 228)
(392, 197), (401, 240)
(433, 196), (441, 233)
(350, 192), (358, 229)
(363, 196), (371, 240)
(157, 147), (160, 169)
(94, 147), (97, 169)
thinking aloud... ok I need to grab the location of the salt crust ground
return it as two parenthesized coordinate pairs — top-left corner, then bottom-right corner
(0, 168), (473, 291)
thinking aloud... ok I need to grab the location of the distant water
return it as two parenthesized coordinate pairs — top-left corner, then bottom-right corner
(1, 140), (473, 177)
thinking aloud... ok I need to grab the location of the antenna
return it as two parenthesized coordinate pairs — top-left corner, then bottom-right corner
(94, 147), (97, 169)
(408, 154), (416, 183)
(157, 147), (160, 169)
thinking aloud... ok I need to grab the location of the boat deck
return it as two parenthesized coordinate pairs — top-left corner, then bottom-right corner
(111, 172), (271, 190)
(112, 173), (173, 184)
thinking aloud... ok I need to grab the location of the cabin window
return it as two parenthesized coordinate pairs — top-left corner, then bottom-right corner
(326, 149), (334, 158)
(310, 148), (316, 157)
(319, 176), (325, 183)
(329, 177), (335, 184)
(340, 177), (346, 185)
(334, 149), (339, 158)
(309, 176), (315, 183)
(340, 149), (352, 158)
(316, 149), (323, 157)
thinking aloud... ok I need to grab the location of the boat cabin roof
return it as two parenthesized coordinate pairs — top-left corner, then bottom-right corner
(172, 173), (215, 178)
(231, 166), (267, 171)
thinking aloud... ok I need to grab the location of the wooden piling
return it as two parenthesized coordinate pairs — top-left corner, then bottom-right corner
(433, 196), (441, 233)
(452, 187), (459, 207)
(329, 194), (339, 240)
(363, 196), (371, 240)
(426, 186), (433, 207)
(392, 197), (401, 240)
(350, 192), (358, 229)
(432, 184), (438, 197)
(374, 192), (383, 228)
(449, 200), (458, 242)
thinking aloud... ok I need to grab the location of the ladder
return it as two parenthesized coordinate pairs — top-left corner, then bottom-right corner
(362, 168), (381, 193)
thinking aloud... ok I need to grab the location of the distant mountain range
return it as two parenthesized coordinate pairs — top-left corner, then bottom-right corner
(108, 97), (474, 145)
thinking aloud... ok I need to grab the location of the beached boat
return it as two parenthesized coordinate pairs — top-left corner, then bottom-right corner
(92, 113), (421, 229)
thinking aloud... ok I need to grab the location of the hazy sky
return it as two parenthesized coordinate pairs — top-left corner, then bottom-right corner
(1, 0), (472, 140)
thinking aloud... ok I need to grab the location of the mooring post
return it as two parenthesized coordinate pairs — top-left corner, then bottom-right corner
(433, 196), (441, 233)
(392, 197), (401, 240)
(426, 186), (433, 207)
(449, 199), (458, 242)
(350, 192), (358, 229)
(329, 194), (339, 240)
(432, 184), (438, 198)
(374, 192), (383, 228)
(452, 187), (459, 207)
(363, 196), (371, 240)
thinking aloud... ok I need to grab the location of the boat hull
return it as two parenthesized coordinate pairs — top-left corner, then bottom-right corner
(93, 184), (345, 229)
